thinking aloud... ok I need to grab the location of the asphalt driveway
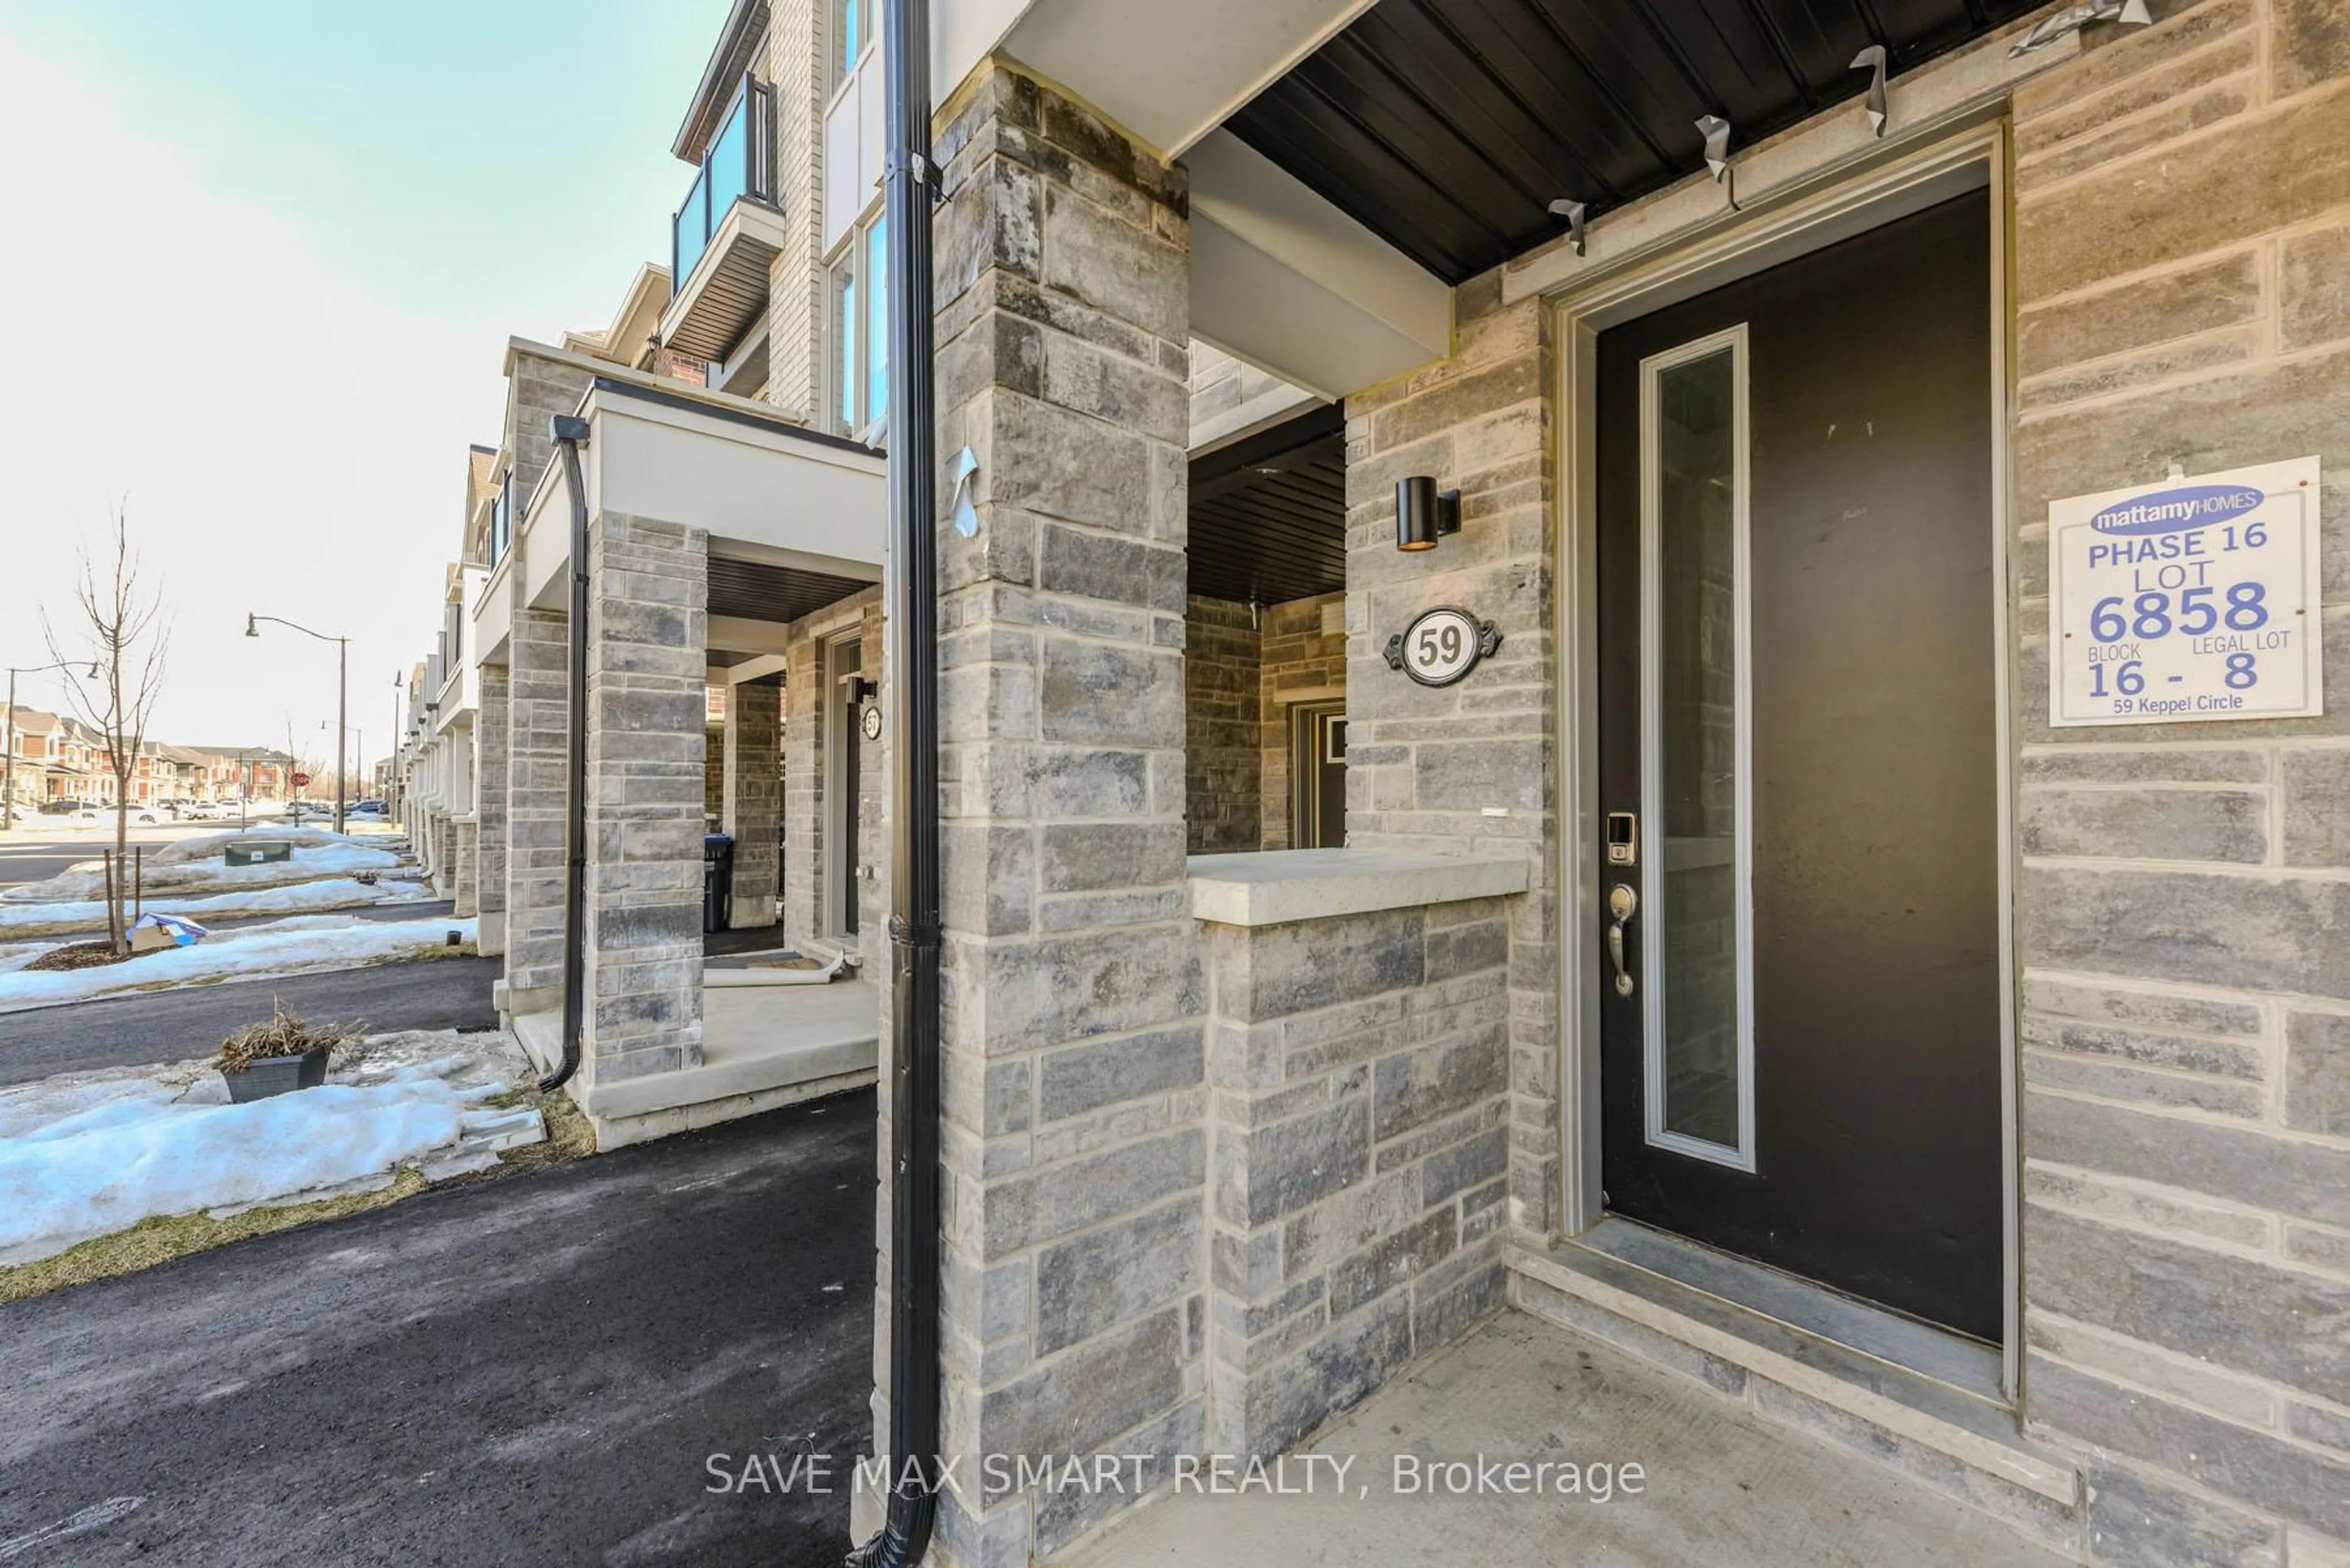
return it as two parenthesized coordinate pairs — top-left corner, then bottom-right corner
(0, 1090), (878, 1567)
(0, 954), (499, 1085)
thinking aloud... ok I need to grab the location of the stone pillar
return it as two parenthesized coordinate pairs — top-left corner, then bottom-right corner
(451, 818), (479, 918)
(434, 818), (455, 898)
(722, 677), (781, 928)
(781, 629), (824, 952)
(1183, 595), (1261, 852)
(475, 662), (510, 955)
(504, 605), (570, 1013)
(578, 511), (707, 1086)
(908, 65), (1202, 1567)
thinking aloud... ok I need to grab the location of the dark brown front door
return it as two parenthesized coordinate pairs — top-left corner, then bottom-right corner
(1291, 702), (1347, 849)
(1595, 191), (2002, 1340)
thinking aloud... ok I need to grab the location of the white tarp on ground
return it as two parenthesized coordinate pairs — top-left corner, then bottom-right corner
(0, 1034), (535, 1263)
(0, 876), (431, 936)
(0, 916), (476, 1014)
(1, 827), (403, 903)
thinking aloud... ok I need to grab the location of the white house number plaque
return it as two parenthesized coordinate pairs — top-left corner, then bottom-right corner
(1384, 606), (1501, 688)
(2048, 457), (2323, 726)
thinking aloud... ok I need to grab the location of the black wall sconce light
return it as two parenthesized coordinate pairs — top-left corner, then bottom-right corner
(1396, 476), (1461, 552)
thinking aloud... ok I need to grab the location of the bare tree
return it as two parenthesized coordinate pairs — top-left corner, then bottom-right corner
(46, 509), (170, 953)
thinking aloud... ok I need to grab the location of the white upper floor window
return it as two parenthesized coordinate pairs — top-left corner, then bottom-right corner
(827, 211), (888, 441)
(830, 0), (871, 95)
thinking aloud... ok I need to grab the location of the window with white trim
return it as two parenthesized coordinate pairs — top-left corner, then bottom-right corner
(825, 211), (888, 439)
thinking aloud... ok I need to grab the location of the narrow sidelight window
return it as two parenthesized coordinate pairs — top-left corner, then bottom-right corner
(1639, 325), (1755, 1170)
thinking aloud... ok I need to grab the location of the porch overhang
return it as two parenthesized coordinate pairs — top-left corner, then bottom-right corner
(496, 357), (885, 632)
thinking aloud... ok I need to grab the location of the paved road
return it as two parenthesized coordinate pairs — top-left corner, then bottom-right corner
(0, 837), (119, 892)
(0, 1091), (877, 1567)
(0, 822), (403, 891)
(0, 955), (498, 1085)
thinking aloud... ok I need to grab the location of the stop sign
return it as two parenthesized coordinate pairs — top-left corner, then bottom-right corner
(291, 771), (311, 788)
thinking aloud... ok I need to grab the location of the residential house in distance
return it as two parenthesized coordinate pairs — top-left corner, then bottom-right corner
(187, 746), (293, 804)
(1, 706), (62, 812)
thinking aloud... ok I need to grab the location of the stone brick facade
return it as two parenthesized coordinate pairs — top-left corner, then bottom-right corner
(722, 677), (781, 928)
(1341, 282), (1561, 1236)
(502, 605), (570, 1010)
(762, 0), (826, 417)
(2008, 3), (2350, 1558)
(1199, 893), (1512, 1459)
(1184, 595), (1260, 853)
(475, 662), (509, 955)
(579, 510), (709, 1086)
(450, 817), (479, 919)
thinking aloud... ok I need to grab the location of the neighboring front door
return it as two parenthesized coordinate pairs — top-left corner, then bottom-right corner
(1595, 191), (2002, 1340)
(1290, 701), (1348, 849)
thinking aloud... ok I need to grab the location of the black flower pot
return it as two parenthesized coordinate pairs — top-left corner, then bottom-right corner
(223, 1045), (330, 1103)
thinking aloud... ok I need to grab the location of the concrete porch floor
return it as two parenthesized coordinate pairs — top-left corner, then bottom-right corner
(515, 977), (879, 1143)
(1061, 1312), (2072, 1568)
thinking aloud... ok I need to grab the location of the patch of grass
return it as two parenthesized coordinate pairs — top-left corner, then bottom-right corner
(0, 1170), (429, 1305)
(487, 1083), (598, 1167)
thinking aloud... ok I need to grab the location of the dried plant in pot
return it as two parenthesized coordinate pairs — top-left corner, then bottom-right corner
(217, 996), (356, 1103)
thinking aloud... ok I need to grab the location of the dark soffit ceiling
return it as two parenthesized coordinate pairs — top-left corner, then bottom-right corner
(1188, 404), (1349, 606)
(707, 556), (873, 627)
(1226, 0), (2045, 285)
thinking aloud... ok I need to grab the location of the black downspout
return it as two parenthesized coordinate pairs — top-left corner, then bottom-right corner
(846, 0), (939, 1560)
(540, 413), (591, 1094)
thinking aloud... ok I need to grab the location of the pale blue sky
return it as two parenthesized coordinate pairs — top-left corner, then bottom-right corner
(0, 1), (730, 755)
(1, 0), (731, 329)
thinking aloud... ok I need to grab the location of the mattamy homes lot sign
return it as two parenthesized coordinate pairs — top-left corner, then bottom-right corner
(2048, 457), (2322, 726)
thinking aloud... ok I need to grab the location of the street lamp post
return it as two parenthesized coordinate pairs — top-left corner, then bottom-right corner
(247, 614), (349, 835)
(2, 661), (98, 832)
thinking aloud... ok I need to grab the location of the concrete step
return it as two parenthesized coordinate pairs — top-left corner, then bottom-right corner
(1506, 1228), (2084, 1555)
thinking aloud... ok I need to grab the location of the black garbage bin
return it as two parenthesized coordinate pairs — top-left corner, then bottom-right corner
(703, 833), (735, 933)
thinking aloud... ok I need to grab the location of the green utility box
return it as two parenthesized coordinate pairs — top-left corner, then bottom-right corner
(224, 840), (293, 867)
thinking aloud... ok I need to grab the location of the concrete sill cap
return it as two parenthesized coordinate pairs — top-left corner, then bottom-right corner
(1187, 848), (1529, 928)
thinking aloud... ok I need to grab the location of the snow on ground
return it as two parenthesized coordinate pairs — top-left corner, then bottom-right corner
(2, 827), (405, 904)
(0, 876), (432, 938)
(0, 1028), (539, 1263)
(0, 915), (476, 1015)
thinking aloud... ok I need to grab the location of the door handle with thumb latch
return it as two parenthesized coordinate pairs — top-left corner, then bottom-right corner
(1607, 883), (1639, 996)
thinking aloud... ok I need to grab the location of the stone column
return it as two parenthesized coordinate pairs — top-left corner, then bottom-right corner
(903, 66), (1202, 1567)
(451, 819), (479, 918)
(475, 662), (510, 955)
(504, 605), (570, 1014)
(578, 510), (707, 1086)
(721, 677), (781, 928)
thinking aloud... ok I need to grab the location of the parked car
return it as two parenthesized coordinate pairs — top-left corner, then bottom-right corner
(182, 801), (224, 820)
(347, 801), (388, 823)
(37, 799), (84, 816)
